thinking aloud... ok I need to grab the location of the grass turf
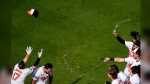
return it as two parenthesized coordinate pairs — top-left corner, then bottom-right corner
(11, 0), (140, 83)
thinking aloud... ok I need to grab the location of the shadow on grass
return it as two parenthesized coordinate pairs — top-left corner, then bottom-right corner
(88, 81), (94, 84)
(71, 78), (82, 84)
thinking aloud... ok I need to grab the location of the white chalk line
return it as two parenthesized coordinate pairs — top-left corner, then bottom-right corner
(63, 54), (103, 77)
(114, 19), (130, 32)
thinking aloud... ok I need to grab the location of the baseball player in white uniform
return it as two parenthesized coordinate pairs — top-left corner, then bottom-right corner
(107, 68), (123, 84)
(11, 46), (43, 84)
(129, 66), (141, 84)
(104, 48), (141, 77)
(31, 63), (54, 84)
(109, 64), (129, 84)
(113, 31), (140, 76)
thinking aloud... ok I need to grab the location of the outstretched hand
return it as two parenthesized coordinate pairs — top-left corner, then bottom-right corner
(38, 49), (43, 58)
(26, 46), (33, 55)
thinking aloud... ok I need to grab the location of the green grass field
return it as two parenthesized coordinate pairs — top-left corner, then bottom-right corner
(11, 0), (140, 83)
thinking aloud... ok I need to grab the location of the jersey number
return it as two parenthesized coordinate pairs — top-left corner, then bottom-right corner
(12, 72), (20, 80)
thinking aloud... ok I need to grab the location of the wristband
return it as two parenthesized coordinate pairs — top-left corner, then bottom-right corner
(25, 54), (29, 59)
(110, 58), (114, 61)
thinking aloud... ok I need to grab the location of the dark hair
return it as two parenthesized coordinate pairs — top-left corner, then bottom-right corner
(130, 31), (140, 41)
(136, 48), (141, 56)
(108, 68), (118, 79)
(109, 64), (119, 73)
(44, 63), (53, 69)
(18, 61), (25, 69)
(134, 40), (140, 47)
(131, 65), (140, 77)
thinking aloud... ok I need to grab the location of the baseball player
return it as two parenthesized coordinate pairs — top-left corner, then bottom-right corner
(31, 63), (54, 84)
(109, 64), (129, 84)
(107, 68), (123, 84)
(104, 48), (141, 77)
(128, 66), (141, 84)
(11, 46), (43, 84)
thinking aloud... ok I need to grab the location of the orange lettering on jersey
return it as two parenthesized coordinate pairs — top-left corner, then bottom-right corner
(40, 75), (49, 81)
(15, 68), (22, 74)
(12, 68), (22, 80)
(127, 63), (131, 68)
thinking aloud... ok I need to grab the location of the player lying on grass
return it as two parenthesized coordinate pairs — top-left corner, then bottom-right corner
(11, 46), (43, 84)
(104, 48), (141, 77)
(31, 63), (54, 84)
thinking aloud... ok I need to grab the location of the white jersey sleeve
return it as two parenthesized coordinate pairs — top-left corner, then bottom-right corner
(32, 68), (41, 80)
(125, 41), (133, 50)
(130, 74), (141, 84)
(124, 57), (134, 64)
(49, 68), (54, 76)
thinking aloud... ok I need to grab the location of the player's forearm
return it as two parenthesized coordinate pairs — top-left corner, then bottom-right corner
(116, 36), (125, 45)
(23, 54), (30, 63)
(114, 58), (125, 62)
(33, 58), (41, 67)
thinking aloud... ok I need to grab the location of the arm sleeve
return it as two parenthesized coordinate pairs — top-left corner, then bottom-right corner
(26, 66), (34, 75)
(116, 36), (125, 45)
(124, 57), (134, 64)
(49, 68), (54, 76)
(33, 58), (41, 66)
(32, 71), (40, 80)
(125, 41), (133, 50)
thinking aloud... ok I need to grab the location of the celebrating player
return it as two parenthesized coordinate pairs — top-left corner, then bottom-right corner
(11, 46), (43, 84)
(109, 64), (129, 84)
(128, 65), (141, 84)
(104, 48), (141, 77)
(31, 63), (54, 84)
(107, 68), (123, 84)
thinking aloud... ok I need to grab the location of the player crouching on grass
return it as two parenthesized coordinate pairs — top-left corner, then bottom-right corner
(104, 48), (141, 77)
(11, 46), (43, 84)
(31, 63), (54, 84)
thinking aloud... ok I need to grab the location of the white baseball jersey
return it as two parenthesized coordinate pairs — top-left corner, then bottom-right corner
(129, 73), (140, 84)
(125, 41), (134, 57)
(118, 71), (129, 84)
(125, 41), (133, 50)
(111, 77), (123, 84)
(124, 57), (141, 77)
(125, 57), (141, 67)
(32, 66), (54, 84)
(11, 63), (34, 84)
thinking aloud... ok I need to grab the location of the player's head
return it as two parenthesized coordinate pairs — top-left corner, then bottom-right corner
(130, 31), (140, 42)
(108, 68), (118, 80)
(44, 63), (53, 73)
(109, 64), (119, 73)
(132, 41), (140, 50)
(18, 61), (25, 69)
(132, 48), (141, 59)
(129, 66), (139, 75)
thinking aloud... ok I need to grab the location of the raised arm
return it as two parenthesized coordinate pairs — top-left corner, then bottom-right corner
(113, 32), (125, 45)
(33, 49), (43, 67)
(23, 46), (33, 63)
